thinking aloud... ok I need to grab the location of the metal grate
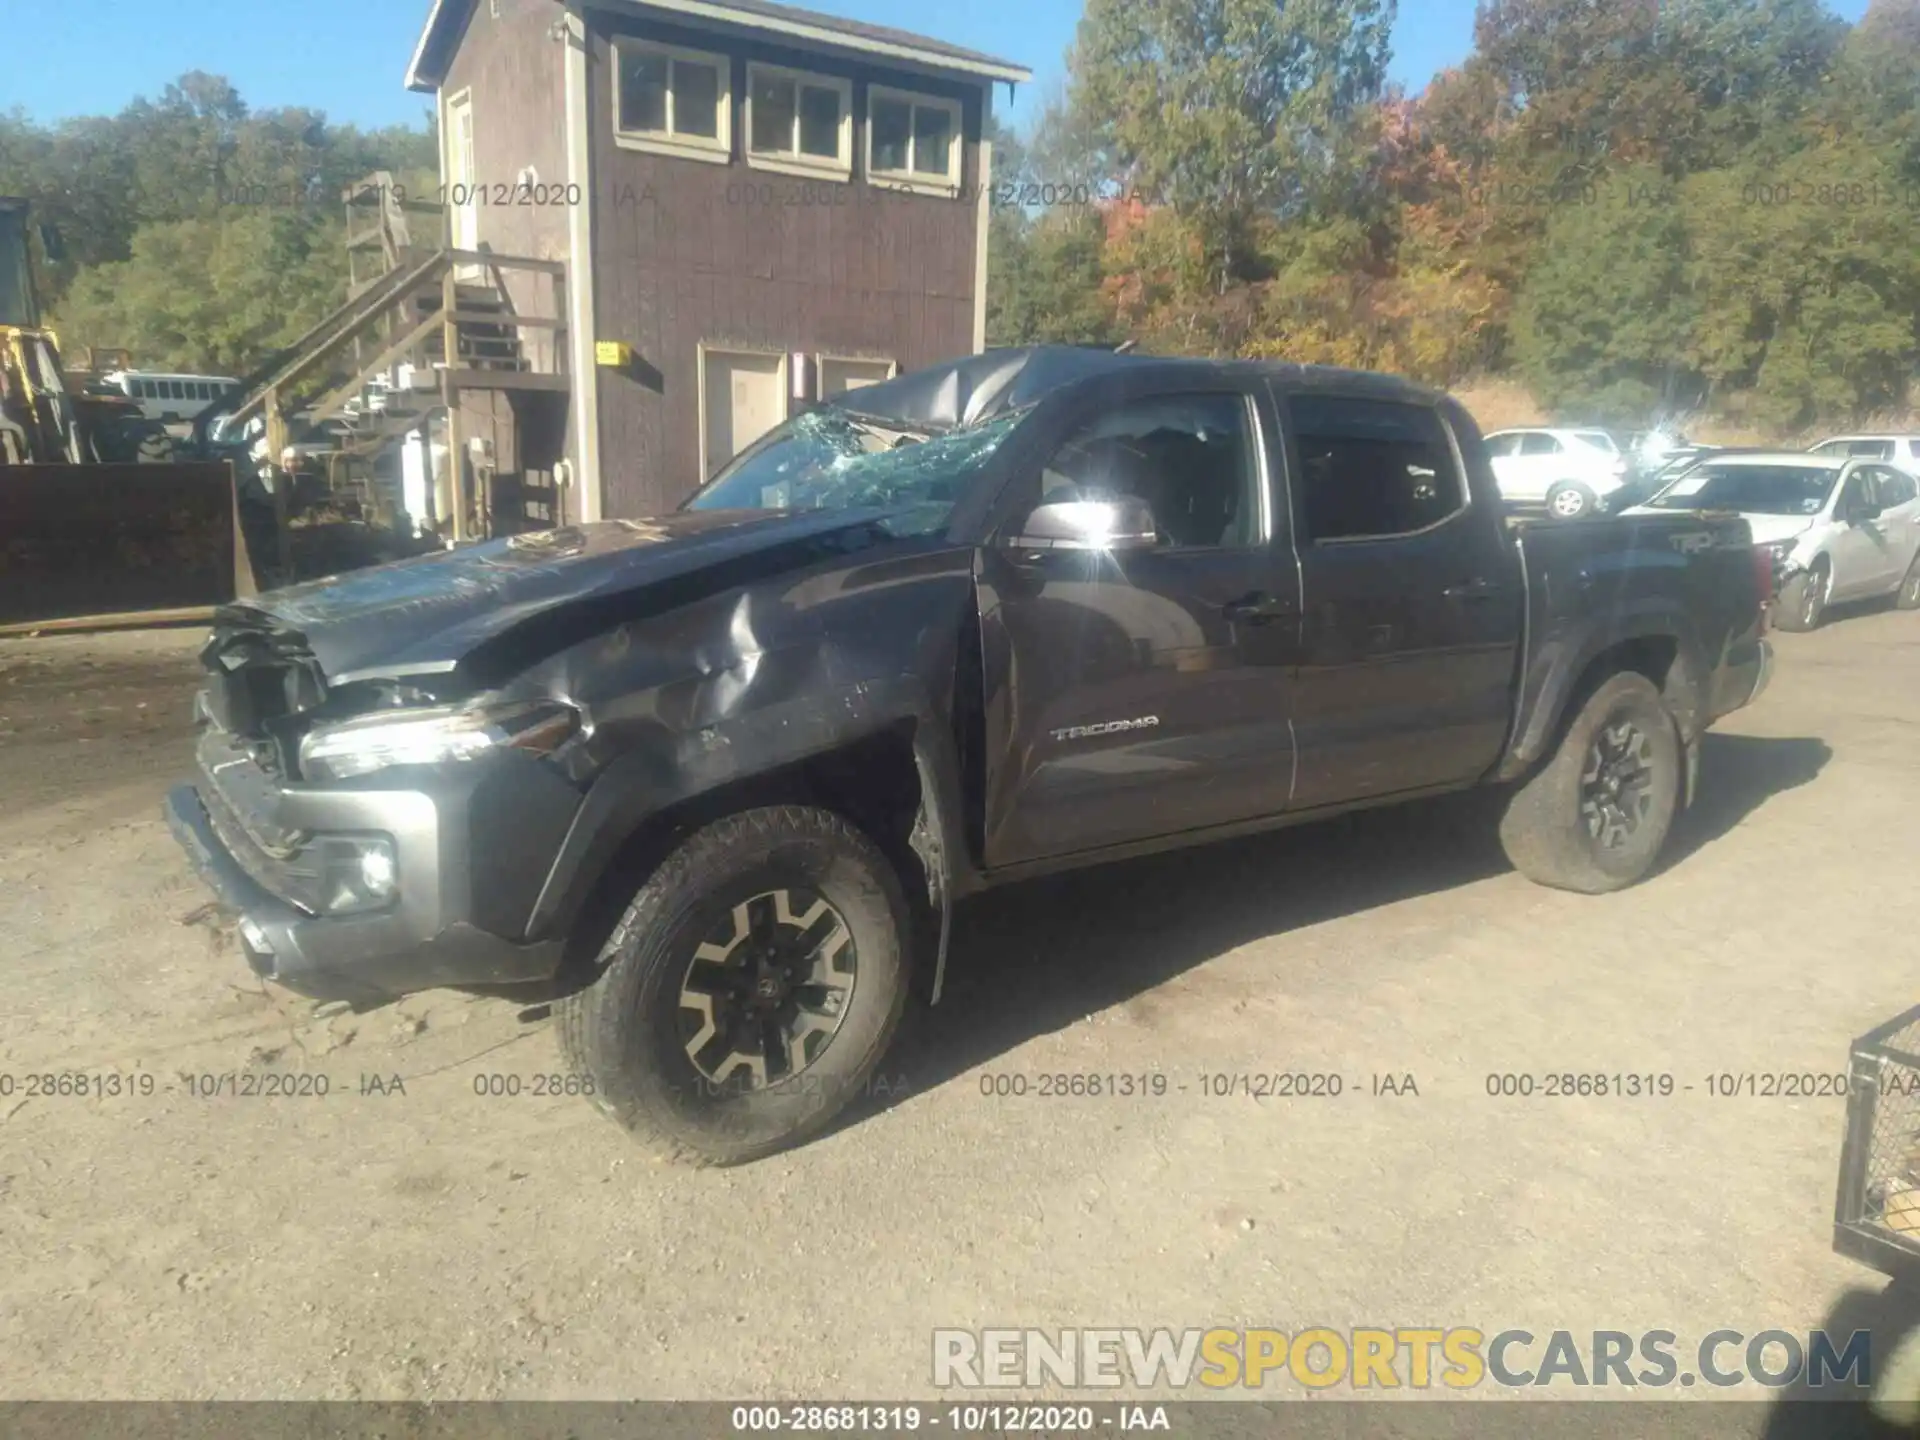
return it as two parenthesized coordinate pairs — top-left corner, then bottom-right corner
(1835, 1003), (1920, 1281)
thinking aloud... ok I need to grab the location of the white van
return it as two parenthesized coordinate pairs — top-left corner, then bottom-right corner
(103, 371), (242, 424)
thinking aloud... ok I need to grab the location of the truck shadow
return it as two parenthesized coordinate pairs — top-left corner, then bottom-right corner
(1757, 1280), (1920, 1438)
(1661, 732), (1832, 872)
(841, 731), (1831, 1131)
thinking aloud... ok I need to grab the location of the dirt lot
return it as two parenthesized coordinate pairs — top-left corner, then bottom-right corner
(0, 608), (1916, 1404)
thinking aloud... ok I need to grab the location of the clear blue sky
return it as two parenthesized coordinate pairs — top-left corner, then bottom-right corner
(2, 0), (1877, 135)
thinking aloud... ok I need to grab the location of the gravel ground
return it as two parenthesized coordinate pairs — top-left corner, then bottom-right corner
(0, 610), (1916, 1410)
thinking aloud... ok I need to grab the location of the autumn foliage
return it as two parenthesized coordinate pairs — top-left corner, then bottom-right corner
(988, 0), (1920, 428)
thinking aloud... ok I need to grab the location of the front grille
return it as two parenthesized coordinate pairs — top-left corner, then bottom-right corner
(1835, 1004), (1920, 1278)
(195, 729), (324, 914)
(196, 729), (304, 849)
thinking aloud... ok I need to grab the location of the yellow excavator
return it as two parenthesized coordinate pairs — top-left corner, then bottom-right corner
(0, 196), (177, 464)
(0, 195), (253, 630)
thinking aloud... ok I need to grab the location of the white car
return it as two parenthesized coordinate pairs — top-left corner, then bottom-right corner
(1624, 451), (1920, 631)
(1808, 434), (1920, 477)
(1483, 427), (1633, 518)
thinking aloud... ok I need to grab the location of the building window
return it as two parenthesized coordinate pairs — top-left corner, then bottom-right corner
(818, 355), (896, 397)
(867, 86), (962, 195)
(614, 40), (731, 162)
(746, 64), (852, 179)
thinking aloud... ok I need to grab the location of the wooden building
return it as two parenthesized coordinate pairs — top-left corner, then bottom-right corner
(404, 0), (1029, 520)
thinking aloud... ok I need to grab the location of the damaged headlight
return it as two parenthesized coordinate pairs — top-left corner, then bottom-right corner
(1763, 538), (1802, 573)
(298, 698), (579, 782)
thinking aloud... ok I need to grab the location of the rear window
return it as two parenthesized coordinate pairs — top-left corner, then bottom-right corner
(1572, 430), (1618, 453)
(1287, 397), (1465, 542)
(1649, 464), (1838, 516)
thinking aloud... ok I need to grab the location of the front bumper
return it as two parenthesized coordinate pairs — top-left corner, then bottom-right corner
(164, 749), (577, 1006)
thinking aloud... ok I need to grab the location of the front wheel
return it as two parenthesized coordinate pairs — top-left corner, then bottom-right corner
(1499, 671), (1682, 894)
(1774, 560), (1829, 632)
(557, 806), (911, 1166)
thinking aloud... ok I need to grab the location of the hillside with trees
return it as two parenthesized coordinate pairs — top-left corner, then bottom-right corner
(991, 0), (1920, 430)
(6, 0), (1920, 432)
(0, 72), (434, 376)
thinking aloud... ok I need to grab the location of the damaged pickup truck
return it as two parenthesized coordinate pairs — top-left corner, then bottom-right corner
(167, 346), (1774, 1164)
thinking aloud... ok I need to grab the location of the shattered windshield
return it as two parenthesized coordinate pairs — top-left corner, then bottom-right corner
(684, 407), (1026, 537)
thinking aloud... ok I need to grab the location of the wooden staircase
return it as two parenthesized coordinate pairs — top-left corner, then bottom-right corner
(223, 173), (570, 543)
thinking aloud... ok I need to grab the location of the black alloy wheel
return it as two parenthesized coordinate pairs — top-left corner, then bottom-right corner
(1579, 719), (1654, 851)
(676, 887), (857, 1093)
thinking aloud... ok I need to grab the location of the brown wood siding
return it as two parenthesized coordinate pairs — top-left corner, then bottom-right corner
(442, 0), (571, 374)
(585, 13), (983, 518)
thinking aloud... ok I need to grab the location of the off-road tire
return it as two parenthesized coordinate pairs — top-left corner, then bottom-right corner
(1774, 560), (1829, 632)
(556, 806), (911, 1167)
(1895, 551), (1920, 611)
(1499, 671), (1682, 894)
(1546, 482), (1595, 520)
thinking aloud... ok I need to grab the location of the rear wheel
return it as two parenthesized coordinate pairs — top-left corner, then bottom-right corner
(1895, 552), (1920, 610)
(1774, 560), (1830, 632)
(1546, 482), (1595, 520)
(1499, 671), (1682, 894)
(556, 806), (911, 1166)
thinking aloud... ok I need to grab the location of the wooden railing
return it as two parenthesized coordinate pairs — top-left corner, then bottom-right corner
(226, 245), (568, 543)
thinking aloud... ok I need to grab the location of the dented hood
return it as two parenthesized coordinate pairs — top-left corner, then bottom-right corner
(217, 510), (897, 687)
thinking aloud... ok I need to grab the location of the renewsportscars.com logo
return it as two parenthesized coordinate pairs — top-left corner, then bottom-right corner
(932, 1327), (1874, 1392)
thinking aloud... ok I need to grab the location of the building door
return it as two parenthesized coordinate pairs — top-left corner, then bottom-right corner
(701, 348), (787, 478)
(820, 356), (895, 397)
(446, 92), (480, 280)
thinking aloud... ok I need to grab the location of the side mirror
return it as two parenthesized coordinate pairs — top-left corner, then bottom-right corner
(1010, 495), (1159, 552)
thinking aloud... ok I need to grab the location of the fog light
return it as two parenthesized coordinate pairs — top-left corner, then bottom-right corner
(359, 845), (396, 896)
(316, 835), (398, 915)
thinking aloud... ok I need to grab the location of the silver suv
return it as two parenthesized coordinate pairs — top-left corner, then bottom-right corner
(1484, 427), (1633, 518)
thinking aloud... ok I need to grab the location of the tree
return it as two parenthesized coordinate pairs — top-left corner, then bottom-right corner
(1061, 0), (1394, 289)
(51, 211), (348, 375)
(988, 207), (1120, 348)
(0, 73), (434, 371)
(1826, 0), (1920, 182)
(1509, 167), (1700, 421)
(1684, 143), (1920, 426)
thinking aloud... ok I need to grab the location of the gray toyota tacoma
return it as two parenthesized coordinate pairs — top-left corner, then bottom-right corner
(167, 346), (1774, 1164)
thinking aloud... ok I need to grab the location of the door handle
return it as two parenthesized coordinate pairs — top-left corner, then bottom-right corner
(1222, 591), (1296, 623)
(1442, 578), (1504, 601)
